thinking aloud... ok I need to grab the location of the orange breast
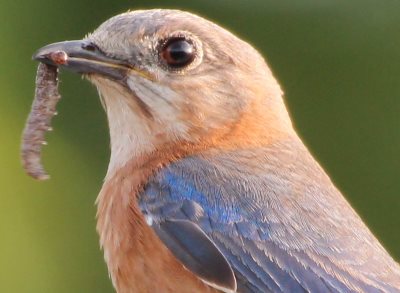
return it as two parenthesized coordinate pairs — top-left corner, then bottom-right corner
(96, 150), (220, 293)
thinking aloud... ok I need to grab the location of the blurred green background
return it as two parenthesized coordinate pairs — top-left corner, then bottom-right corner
(1, 0), (399, 292)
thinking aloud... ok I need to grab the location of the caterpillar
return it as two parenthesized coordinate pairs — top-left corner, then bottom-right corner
(21, 61), (62, 180)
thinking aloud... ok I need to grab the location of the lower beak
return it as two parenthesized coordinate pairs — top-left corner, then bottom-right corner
(33, 40), (131, 81)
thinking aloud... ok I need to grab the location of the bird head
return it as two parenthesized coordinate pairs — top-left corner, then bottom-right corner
(33, 9), (294, 175)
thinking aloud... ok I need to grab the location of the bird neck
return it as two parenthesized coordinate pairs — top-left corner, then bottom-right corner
(95, 69), (296, 180)
(217, 95), (296, 149)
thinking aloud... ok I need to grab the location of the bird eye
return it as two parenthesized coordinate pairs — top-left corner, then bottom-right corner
(160, 37), (196, 69)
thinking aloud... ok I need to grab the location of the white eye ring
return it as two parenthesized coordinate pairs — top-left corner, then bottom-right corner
(157, 31), (203, 73)
(160, 37), (196, 68)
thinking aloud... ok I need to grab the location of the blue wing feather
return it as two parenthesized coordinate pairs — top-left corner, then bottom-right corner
(139, 139), (400, 293)
(153, 219), (237, 291)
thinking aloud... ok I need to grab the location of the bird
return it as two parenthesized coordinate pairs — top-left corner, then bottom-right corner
(33, 9), (400, 293)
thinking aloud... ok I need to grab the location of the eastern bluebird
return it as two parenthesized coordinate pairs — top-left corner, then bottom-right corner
(32, 9), (400, 293)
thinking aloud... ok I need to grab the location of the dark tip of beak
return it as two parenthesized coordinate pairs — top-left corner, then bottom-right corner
(33, 40), (91, 64)
(33, 40), (130, 80)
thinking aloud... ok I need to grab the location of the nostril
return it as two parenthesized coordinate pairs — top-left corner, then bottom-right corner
(82, 42), (97, 52)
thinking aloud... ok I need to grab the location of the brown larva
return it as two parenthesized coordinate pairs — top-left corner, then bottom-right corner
(21, 62), (61, 180)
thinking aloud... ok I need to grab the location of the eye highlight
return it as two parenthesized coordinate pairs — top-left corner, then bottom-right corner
(160, 37), (196, 69)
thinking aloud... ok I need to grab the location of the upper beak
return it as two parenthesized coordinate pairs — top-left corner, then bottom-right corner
(33, 40), (143, 81)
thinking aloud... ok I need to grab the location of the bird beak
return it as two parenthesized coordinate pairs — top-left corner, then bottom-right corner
(33, 40), (152, 81)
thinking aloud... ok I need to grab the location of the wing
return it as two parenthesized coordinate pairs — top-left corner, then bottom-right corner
(139, 143), (400, 293)
(154, 219), (237, 292)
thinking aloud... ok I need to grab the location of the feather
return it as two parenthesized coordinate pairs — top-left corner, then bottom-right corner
(139, 139), (400, 292)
